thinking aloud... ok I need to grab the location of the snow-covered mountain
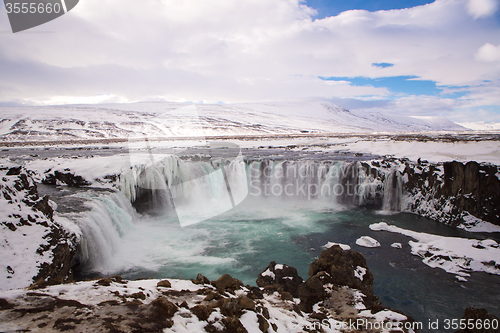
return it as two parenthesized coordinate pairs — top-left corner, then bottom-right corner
(0, 101), (465, 142)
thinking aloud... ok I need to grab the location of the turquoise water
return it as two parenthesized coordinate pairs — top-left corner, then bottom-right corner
(304, 209), (500, 330)
(76, 195), (500, 332)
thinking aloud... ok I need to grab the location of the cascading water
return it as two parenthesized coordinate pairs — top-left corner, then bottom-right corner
(76, 192), (137, 272)
(76, 156), (405, 276)
(120, 154), (248, 225)
(382, 169), (403, 212)
(246, 159), (387, 207)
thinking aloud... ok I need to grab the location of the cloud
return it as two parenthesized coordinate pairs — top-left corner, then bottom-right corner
(0, 0), (498, 123)
(476, 43), (500, 62)
(467, 0), (499, 18)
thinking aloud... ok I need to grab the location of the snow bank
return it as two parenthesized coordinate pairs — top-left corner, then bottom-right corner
(0, 102), (465, 143)
(370, 222), (500, 277)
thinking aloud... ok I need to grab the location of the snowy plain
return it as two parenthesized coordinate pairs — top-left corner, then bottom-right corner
(1, 101), (498, 167)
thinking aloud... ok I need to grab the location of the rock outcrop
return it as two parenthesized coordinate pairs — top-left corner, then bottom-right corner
(42, 170), (91, 187)
(256, 261), (303, 297)
(303, 245), (379, 310)
(0, 165), (79, 290)
(289, 245), (381, 314)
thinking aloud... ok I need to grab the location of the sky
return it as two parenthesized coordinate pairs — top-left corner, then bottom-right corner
(0, 0), (499, 127)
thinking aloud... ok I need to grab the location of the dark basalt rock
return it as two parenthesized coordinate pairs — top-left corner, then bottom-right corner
(42, 170), (91, 187)
(403, 160), (500, 227)
(298, 274), (327, 312)
(440, 161), (500, 226)
(157, 279), (172, 288)
(299, 245), (380, 312)
(190, 304), (213, 321)
(6, 166), (22, 175)
(95, 275), (126, 287)
(191, 273), (211, 285)
(220, 316), (247, 333)
(152, 297), (178, 318)
(218, 297), (243, 317)
(256, 261), (303, 297)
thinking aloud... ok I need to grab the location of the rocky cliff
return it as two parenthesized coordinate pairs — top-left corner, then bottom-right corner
(400, 159), (500, 228)
(0, 165), (79, 290)
(341, 158), (500, 229)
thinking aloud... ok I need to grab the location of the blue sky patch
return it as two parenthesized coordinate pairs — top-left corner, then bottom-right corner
(372, 63), (394, 68)
(306, 0), (435, 19)
(320, 75), (468, 98)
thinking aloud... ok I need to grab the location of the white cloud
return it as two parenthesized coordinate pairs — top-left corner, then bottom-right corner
(0, 0), (498, 123)
(467, 0), (499, 18)
(476, 43), (500, 62)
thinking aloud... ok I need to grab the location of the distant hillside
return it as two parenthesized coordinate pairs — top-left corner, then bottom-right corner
(0, 101), (465, 142)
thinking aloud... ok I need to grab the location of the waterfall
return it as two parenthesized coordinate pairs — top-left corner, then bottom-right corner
(247, 160), (342, 201)
(120, 154), (248, 226)
(382, 169), (403, 212)
(73, 156), (407, 275)
(76, 192), (137, 270)
(245, 160), (389, 208)
(119, 157), (406, 215)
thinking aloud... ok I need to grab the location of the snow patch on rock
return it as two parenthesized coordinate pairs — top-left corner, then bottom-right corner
(354, 266), (367, 281)
(261, 268), (275, 280)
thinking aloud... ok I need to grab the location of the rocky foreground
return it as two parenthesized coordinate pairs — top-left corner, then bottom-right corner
(1, 246), (498, 333)
(0, 245), (419, 333)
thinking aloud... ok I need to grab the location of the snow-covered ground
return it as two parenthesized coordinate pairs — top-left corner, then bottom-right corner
(0, 101), (466, 142)
(0, 101), (498, 167)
